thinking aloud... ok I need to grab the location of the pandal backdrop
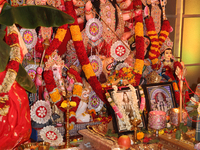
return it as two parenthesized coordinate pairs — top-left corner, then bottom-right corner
(0, 0), (199, 149)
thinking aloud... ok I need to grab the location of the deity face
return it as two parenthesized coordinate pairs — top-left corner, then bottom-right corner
(123, 93), (129, 103)
(144, 37), (150, 56)
(164, 49), (172, 61)
(52, 64), (62, 80)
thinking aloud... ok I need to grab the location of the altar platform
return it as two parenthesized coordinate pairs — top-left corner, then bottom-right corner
(79, 129), (196, 150)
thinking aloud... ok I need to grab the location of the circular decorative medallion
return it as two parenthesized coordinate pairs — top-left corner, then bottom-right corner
(20, 28), (37, 49)
(40, 125), (63, 146)
(25, 64), (38, 81)
(111, 40), (130, 61)
(86, 18), (103, 41)
(88, 91), (104, 112)
(31, 100), (52, 124)
(88, 55), (103, 77)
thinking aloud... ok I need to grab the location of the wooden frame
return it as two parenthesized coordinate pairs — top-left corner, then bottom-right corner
(107, 86), (146, 135)
(142, 82), (177, 114)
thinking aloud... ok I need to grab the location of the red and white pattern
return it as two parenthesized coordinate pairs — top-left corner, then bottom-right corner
(31, 100), (51, 124)
(111, 40), (130, 61)
(40, 125), (63, 146)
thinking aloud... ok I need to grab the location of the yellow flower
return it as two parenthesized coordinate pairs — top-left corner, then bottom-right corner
(69, 124), (74, 130)
(70, 101), (77, 107)
(49, 88), (61, 103)
(73, 139), (78, 142)
(82, 64), (96, 79)
(159, 129), (164, 135)
(70, 25), (82, 41)
(61, 100), (68, 108)
(55, 28), (67, 42)
(137, 132), (144, 140)
(73, 84), (82, 97)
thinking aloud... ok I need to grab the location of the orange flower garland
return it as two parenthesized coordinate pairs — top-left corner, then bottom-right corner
(64, 0), (108, 105)
(145, 16), (170, 70)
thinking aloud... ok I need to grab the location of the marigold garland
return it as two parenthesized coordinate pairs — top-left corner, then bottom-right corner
(64, 0), (107, 105)
(70, 25), (82, 41)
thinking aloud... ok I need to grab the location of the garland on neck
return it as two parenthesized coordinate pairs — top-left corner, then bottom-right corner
(0, 25), (21, 116)
(103, 0), (144, 87)
(145, 16), (170, 70)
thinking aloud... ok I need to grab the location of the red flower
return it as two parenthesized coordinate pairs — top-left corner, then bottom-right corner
(7, 60), (19, 72)
(143, 137), (151, 143)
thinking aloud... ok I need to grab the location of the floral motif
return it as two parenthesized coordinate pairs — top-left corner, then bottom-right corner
(36, 106), (47, 118)
(46, 131), (58, 140)
(116, 46), (126, 56)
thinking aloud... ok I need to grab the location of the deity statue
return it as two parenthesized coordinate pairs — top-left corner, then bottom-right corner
(76, 78), (92, 123)
(82, 0), (142, 57)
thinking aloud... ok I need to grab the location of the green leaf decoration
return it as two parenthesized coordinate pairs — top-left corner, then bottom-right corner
(148, 139), (159, 144)
(176, 130), (181, 140)
(179, 123), (184, 129)
(16, 64), (36, 93)
(186, 101), (190, 105)
(182, 125), (188, 133)
(189, 110), (198, 117)
(0, 29), (11, 72)
(0, 3), (74, 28)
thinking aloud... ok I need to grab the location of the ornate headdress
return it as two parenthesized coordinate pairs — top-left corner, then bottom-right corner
(44, 50), (64, 71)
(160, 36), (173, 54)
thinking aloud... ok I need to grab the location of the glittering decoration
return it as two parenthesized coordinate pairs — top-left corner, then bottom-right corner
(20, 28), (37, 49)
(88, 55), (103, 77)
(64, 40), (78, 67)
(88, 91), (103, 112)
(25, 64), (38, 81)
(111, 40), (130, 61)
(40, 125), (63, 146)
(86, 18), (103, 41)
(31, 100), (52, 124)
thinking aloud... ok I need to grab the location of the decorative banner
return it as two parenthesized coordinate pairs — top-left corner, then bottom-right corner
(31, 100), (52, 124)
(20, 28), (37, 49)
(88, 55), (103, 77)
(25, 64), (38, 81)
(111, 40), (130, 61)
(86, 18), (103, 41)
(40, 125), (63, 146)
(65, 40), (78, 67)
(88, 91), (104, 112)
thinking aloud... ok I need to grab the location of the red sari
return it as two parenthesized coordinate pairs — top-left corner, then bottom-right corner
(0, 71), (31, 149)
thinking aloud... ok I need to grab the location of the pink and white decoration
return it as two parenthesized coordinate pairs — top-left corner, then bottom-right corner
(148, 111), (166, 130)
(31, 100), (51, 124)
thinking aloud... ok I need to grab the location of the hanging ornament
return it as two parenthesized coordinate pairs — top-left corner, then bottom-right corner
(25, 64), (38, 81)
(40, 125), (63, 146)
(35, 67), (43, 86)
(65, 40), (78, 67)
(88, 91), (104, 112)
(20, 28), (37, 49)
(111, 40), (130, 61)
(40, 27), (53, 40)
(31, 100), (52, 124)
(86, 18), (103, 41)
(88, 55), (103, 77)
